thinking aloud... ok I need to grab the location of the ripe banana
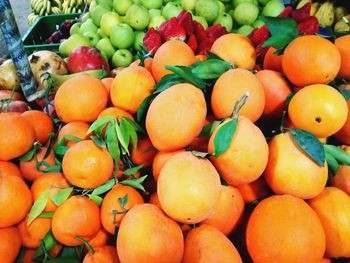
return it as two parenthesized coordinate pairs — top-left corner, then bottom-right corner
(310, 2), (319, 16)
(27, 13), (39, 26)
(315, 1), (334, 28)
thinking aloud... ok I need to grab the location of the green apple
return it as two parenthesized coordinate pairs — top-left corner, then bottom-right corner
(133, 0), (141, 4)
(79, 19), (98, 34)
(113, 0), (132, 15)
(112, 49), (133, 67)
(100, 12), (121, 37)
(181, 0), (197, 11)
(262, 0), (285, 17)
(134, 31), (146, 51)
(148, 15), (166, 30)
(162, 2), (183, 20)
(81, 13), (90, 23)
(83, 31), (101, 47)
(233, 2), (259, 25)
(193, 15), (208, 29)
(91, 5), (110, 27)
(259, 0), (271, 5)
(100, 50), (109, 62)
(253, 19), (264, 28)
(237, 24), (254, 35)
(97, 28), (107, 38)
(140, 0), (163, 9)
(232, 0), (258, 8)
(125, 4), (150, 30)
(96, 0), (113, 9)
(195, 0), (219, 23)
(96, 38), (116, 59)
(214, 13), (233, 31)
(59, 34), (91, 57)
(110, 23), (135, 49)
(70, 22), (81, 35)
(217, 1), (225, 15)
(149, 8), (162, 18)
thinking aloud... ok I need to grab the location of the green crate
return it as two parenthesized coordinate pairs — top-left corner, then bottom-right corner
(22, 13), (81, 55)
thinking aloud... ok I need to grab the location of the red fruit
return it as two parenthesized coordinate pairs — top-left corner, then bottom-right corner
(298, 16), (319, 35)
(193, 21), (207, 43)
(67, 46), (109, 73)
(279, 6), (293, 17)
(187, 34), (198, 53)
(143, 28), (162, 54)
(249, 25), (270, 46)
(159, 17), (186, 42)
(292, 3), (311, 23)
(206, 24), (228, 40)
(177, 11), (195, 36)
(255, 44), (270, 63)
(198, 37), (216, 55)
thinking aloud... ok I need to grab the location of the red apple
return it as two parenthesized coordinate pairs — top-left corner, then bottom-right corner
(67, 46), (110, 73)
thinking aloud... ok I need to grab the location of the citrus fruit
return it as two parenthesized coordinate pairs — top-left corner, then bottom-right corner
(83, 246), (119, 263)
(22, 110), (53, 144)
(236, 177), (272, 203)
(330, 165), (350, 194)
(89, 229), (113, 249)
(0, 227), (22, 263)
(98, 106), (134, 121)
(335, 34), (350, 79)
(263, 47), (283, 72)
(130, 136), (157, 168)
(56, 121), (91, 148)
(334, 84), (350, 144)
(17, 216), (51, 248)
(152, 149), (185, 182)
(0, 161), (22, 178)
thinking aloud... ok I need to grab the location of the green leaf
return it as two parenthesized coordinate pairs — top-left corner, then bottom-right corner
(18, 147), (36, 161)
(284, 92), (295, 108)
(33, 229), (57, 259)
(199, 120), (221, 137)
(91, 135), (106, 148)
(87, 116), (114, 135)
(153, 74), (185, 94)
(120, 175), (148, 192)
(28, 190), (49, 225)
(88, 194), (103, 206)
(106, 123), (120, 164)
(213, 119), (238, 157)
(53, 145), (69, 156)
(115, 123), (129, 155)
(63, 134), (84, 143)
(50, 187), (73, 206)
(324, 144), (350, 165)
(123, 164), (144, 176)
(39, 212), (54, 218)
(192, 151), (210, 158)
(325, 149), (339, 176)
(165, 65), (206, 90)
(91, 179), (116, 196)
(43, 165), (62, 173)
(338, 87), (350, 100)
(205, 51), (223, 60)
(288, 128), (325, 166)
(136, 93), (157, 123)
(119, 120), (131, 149)
(260, 16), (298, 50)
(191, 59), (233, 79)
(122, 116), (144, 133)
(118, 194), (128, 208)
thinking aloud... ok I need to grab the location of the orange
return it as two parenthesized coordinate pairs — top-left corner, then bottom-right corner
(143, 57), (153, 73)
(201, 185), (244, 235)
(22, 249), (35, 263)
(256, 70), (292, 119)
(0, 227), (22, 263)
(0, 175), (32, 227)
(0, 161), (22, 178)
(117, 204), (184, 263)
(195, 54), (206, 62)
(0, 113), (36, 161)
(31, 172), (70, 212)
(101, 77), (114, 94)
(146, 83), (207, 151)
(83, 246), (119, 263)
(98, 107), (134, 121)
(211, 68), (265, 122)
(265, 132), (328, 199)
(57, 121), (91, 147)
(236, 177), (271, 203)
(20, 146), (56, 182)
(158, 151), (221, 224)
(321, 258), (332, 263)
(17, 216), (51, 248)
(182, 224), (242, 263)
(308, 187), (350, 258)
(130, 136), (157, 168)
(89, 229), (113, 249)
(282, 35), (341, 86)
(149, 192), (162, 210)
(55, 75), (108, 123)
(62, 140), (114, 189)
(335, 84), (350, 144)
(110, 66), (155, 114)
(101, 184), (144, 234)
(22, 110), (53, 144)
(288, 84), (348, 138)
(330, 165), (350, 195)
(246, 194), (326, 263)
(152, 40), (196, 82)
(263, 47), (283, 72)
(52, 196), (101, 246)
(208, 116), (269, 186)
(210, 33), (256, 69)
(152, 149), (185, 182)
(335, 34), (350, 79)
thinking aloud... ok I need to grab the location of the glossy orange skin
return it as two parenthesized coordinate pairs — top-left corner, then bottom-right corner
(101, 77), (114, 94)
(89, 229), (113, 249)
(0, 161), (22, 178)
(17, 216), (51, 248)
(56, 121), (91, 148)
(330, 165), (350, 195)
(152, 149), (185, 182)
(335, 85), (350, 144)
(130, 136), (157, 168)
(263, 47), (283, 72)
(22, 110), (53, 144)
(0, 227), (22, 263)
(149, 192), (162, 210)
(98, 107), (134, 121)
(335, 35), (350, 79)
(83, 246), (120, 263)
(236, 177), (271, 203)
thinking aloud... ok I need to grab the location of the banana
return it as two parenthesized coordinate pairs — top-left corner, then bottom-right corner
(296, 0), (311, 9)
(310, 2), (319, 16)
(335, 6), (346, 21)
(46, 0), (51, 15)
(315, 1), (335, 28)
(51, 6), (60, 14)
(33, 0), (42, 14)
(334, 16), (350, 32)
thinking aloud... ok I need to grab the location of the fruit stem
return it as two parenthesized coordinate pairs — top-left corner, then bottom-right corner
(230, 92), (250, 119)
(324, 144), (350, 165)
(75, 236), (95, 255)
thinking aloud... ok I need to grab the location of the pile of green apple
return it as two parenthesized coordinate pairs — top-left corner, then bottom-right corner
(59, 0), (286, 68)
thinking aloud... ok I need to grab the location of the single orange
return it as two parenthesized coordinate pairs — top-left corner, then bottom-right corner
(17, 216), (51, 248)
(83, 246), (119, 263)
(152, 149), (185, 182)
(0, 227), (22, 263)
(334, 84), (350, 144)
(89, 229), (113, 249)
(57, 121), (91, 148)
(98, 106), (134, 121)
(101, 77), (114, 94)
(335, 34), (350, 79)
(149, 192), (162, 210)
(263, 47), (283, 72)
(236, 177), (272, 203)
(130, 136), (157, 168)
(0, 161), (22, 178)
(330, 165), (350, 195)
(22, 110), (53, 144)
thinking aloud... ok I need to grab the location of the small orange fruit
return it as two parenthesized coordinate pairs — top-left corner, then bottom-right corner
(334, 84), (350, 144)
(263, 47), (283, 72)
(89, 229), (113, 249)
(152, 149), (185, 182)
(0, 161), (22, 178)
(22, 110), (53, 144)
(130, 136), (157, 168)
(56, 121), (91, 148)
(158, 151), (221, 224)
(143, 57), (153, 73)
(335, 34), (350, 79)
(210, 33), (256, 69)
(330, 165), (350, 195)
(0, 227), (22, 263)
(98, 107), (134, 121)
(101, 77), (114, 94)
(149, 192), (162, 210)
(288, 84), (348, 138)
(83, 246), (119, 263)
(236, 177), (272, 203)
(17, 216), (51, 248)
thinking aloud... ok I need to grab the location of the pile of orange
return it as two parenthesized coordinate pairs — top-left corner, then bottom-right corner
(0, 32), (350, 263)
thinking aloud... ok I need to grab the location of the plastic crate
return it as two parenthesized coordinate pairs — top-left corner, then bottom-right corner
(22, 13), (81, 55)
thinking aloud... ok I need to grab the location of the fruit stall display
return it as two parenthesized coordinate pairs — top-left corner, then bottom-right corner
(0, 0), (350, 262)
